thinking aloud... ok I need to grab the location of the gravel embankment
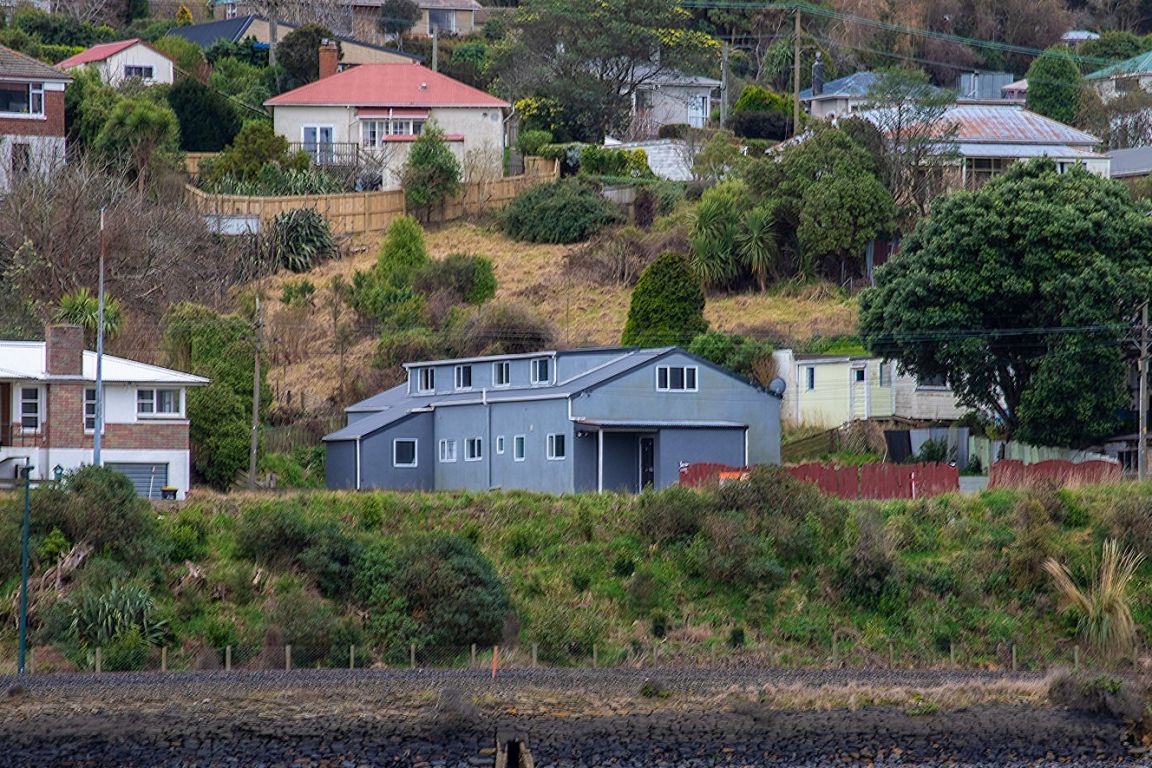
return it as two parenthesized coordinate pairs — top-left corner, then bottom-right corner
(0, 668), (1143, 767)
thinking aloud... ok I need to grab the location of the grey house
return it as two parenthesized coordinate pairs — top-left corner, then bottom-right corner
(324, 347), (782, 493)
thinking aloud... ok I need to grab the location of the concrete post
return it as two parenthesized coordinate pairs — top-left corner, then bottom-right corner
(95, 647), (102, 674)
(285, 644), (292, 671)
(225, 645), (232, 672)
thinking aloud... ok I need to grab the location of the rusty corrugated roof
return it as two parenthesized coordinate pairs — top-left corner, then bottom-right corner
(945, 105), (1099, 146)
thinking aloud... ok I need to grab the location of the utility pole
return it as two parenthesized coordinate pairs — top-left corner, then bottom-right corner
(248, 294), (263, 491)
(792, 5), (802, 136)
(17, 459), (31, 674)
(720, 41), (730, 127)
(432, 28), (439, 72)
(1140, 301), (1149, 481)
(94, 209), (105, 467)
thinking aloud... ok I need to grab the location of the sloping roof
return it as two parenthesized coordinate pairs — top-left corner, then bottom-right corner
(165, 15), (255, 48)
(799, 71), (880, 101)
(266, 61), (508, 108)
(0, 341), (208, 385)
(857, 104), (1100, 147)
(167, 15), (419, 60)
(57, 39), (145, 69)
(1087, 49), (1152, 80)
(1108, 146), (1152, 177)
(0, 43), (71, 82)
(954, 142), (1103, 160)
(634, 64), (720, 89)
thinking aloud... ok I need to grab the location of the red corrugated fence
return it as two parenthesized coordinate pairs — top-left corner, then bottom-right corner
(679, 462), (959, 499)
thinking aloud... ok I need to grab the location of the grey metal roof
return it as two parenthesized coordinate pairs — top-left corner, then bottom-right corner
(1108, 146), (1152, 177)
(0, 44), (71, 82)
(346, 383), (413, 413)
(167, 15), (419, 60)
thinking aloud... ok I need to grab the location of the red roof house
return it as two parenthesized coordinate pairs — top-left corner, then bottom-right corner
(0, 44), (70, 193)
(266, 58), (509, 189)
(58, 38), (175, 85)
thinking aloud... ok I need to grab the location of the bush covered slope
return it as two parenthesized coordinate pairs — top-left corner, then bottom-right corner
(3, 467), (1151, 669)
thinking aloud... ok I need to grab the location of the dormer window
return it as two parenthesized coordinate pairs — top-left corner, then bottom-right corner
(531, 357), (550, 385)
(454, 364), (472, 390)
(416, 367), (435, 393)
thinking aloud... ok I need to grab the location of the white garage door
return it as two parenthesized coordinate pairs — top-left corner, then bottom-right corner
(105, 462), (169, 499)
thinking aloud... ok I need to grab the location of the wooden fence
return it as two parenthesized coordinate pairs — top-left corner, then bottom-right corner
(988, 459), (1121, 489)
(185, 157), (560, 238)
(679, 462), (959, 500)
(263, 415), (344, 455)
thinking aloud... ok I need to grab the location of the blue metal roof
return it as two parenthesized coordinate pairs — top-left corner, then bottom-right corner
(799, 71), (881, 101)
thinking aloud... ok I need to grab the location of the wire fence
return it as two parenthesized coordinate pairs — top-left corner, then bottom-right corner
(0, 636), (1126, 676)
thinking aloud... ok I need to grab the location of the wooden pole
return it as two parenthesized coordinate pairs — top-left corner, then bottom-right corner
(225, 645), (232, 672)
(491, 645), (498, 679)
(792, 6), (802, 137)
(95, 647), (102, 674)
(285, 644), (292, 672)
(410, 643), (416, 669)
(161, 646), (167, 673)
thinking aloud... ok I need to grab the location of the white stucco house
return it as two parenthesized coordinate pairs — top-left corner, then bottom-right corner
(631, 66), (719, 135)
(57, 39), (175, 86)
(265, 60), (509, 189)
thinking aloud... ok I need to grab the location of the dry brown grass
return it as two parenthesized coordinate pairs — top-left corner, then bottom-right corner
(259, 222), (859, 411)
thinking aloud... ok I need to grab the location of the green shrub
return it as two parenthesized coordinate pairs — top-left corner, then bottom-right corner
(32, 465), (162, 567)
(686, 514), (785, 588)
(354, 533), (509, 651)
(727, 626), (746, 648)
(503, 179), (621, 244)
(448, 301), (555, 356)
(200, 121), (308, 185)
(413, 253), (497, 306)
(347, 215), (430, 325)
(205, 165), (344, 196)
(264, 583), (338, 660)
(375, 327), (446, 369)
(297, 522), (362, 599)
(621, 252), (707, 347)
(524, 596), (605, 663)
(402, 122), (462, 216)
(102, 625), (151, 671)
(263, 208), (340, 274)
(579, 146), (653, 178)
(571, 571), (592, 593)
(687, 331), (775, 384)
(635, 485), (706, 545)
(626, 567), (662, 615)
(505, 525), (539, 559)
(650, 611), (668, 638)
(612, 554), (635, 578)
(516, 129), (553, 156)
(836, 507), (898, 608)
(236, 503), (314, 567)
(66, 581), (168, 649)
(167, 508), (212, 562)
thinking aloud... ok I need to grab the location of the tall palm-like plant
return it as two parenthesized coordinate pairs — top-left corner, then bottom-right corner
(737, 205), (779, 292)
(56, 288), (123, 347)
(1043, 539), (1144, 660)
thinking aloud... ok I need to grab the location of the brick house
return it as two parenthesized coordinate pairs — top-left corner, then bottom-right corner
(0, 325), (209, 498)
(0, 44), (70, 194)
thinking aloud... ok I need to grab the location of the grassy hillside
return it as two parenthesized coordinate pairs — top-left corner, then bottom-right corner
(4, 469), (1151, 671)
(261, 222), (858, 414)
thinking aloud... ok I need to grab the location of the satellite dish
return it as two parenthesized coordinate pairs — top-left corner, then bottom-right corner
(767, 377), (787, 399)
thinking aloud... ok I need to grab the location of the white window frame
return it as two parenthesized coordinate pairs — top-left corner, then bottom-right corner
(416, 368), (435, 393)
(465, 437), (483, 462)
(530, 357), (550, 385)
(513, 434), (526, 461)
(393, 438), (418, 467)
(493, 361), (511, 388)
(0, 82), (44, 117)
(84, 387), (99, 433)
(853, 367), (866, 383)
(123, 64), (154, 80)
(656, 365), (698, 392)
(19, 386), (41, 432)
(879, 363), (892, 388)
(137, 387), (182, 418)
(495, 435), (505, 454)
(547, 433), (566, 460)
(454, 364), (473, 391)
(438, 439), (457, 463)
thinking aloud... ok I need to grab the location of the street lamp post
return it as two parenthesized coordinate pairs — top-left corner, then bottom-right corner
(17, 459), (33, 674)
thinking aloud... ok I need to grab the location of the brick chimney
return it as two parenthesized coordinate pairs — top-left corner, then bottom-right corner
(319, 39), (339, 80)
(45, 324), (84, 376)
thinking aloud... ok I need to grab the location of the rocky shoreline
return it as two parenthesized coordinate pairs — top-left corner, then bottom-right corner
(0, 669), (1143, 767)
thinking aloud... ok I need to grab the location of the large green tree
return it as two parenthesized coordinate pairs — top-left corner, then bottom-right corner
(860, 160), (1152, 448)
(277, 24), (341, 90)
(1026, 47), (1084, 125)
(93, 96), (181, 193)
(489, 0), (716, 141)
(167, 78), (242, 152)
(377, 0), (421, 46)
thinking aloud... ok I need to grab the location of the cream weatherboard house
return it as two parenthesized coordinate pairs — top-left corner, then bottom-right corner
(0, 326), (207, 498)
(265, 57), (508, 190)
(57, 39), (175, 86)
(771, 349), (966, 429)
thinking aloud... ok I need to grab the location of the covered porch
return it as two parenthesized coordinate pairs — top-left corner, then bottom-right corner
(573, 419), (749, 493)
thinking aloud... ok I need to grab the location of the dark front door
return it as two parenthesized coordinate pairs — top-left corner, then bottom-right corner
(639, 436), (655, 489)
(0, 383), (10, 446)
